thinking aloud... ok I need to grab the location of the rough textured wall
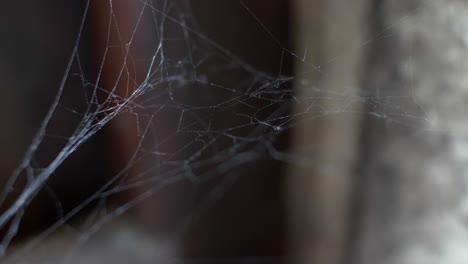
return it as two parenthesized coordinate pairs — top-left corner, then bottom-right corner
(357, 0), (468, 263)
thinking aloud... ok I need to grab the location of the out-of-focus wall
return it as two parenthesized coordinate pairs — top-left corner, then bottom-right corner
(356, 1), (468, 263)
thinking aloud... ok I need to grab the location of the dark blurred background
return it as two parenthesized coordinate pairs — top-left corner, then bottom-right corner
(0, 0), (291, 262)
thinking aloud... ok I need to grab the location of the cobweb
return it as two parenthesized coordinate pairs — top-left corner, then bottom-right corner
(0, 0), (427, 263)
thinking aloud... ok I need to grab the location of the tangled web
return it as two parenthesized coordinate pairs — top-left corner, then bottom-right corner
(0, 0), (427, 262)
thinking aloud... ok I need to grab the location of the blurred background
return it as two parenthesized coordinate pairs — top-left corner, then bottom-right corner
(1, 0), (468, 264)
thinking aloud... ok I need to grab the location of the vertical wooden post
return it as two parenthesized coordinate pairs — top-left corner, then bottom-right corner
(288, 0), (369, 263)
(89, 0), (143, 169)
